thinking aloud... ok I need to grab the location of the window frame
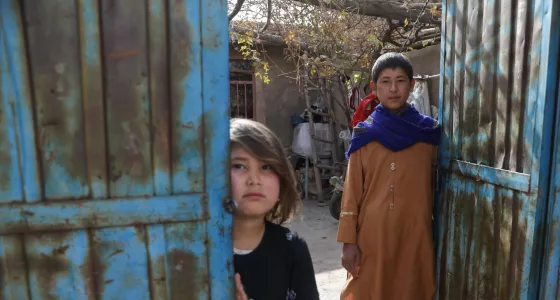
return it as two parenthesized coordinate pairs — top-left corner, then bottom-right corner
(229, 59), (256, 119)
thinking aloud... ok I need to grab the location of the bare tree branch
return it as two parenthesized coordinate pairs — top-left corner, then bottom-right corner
(228, 0), (247, 21)
(260, 0), (273, 32)
(288, 0), (441, 24)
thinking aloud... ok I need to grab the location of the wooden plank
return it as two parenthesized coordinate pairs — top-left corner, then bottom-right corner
(165, 222), (209, 299)
(91, 227), (150, 299)
(79, 0), (108, 199)
(24, 0), (89, 200)
(323, 78), (338, 165)
(146, 224), (169, 299)
(0, 10), (23, 204)
(0, 235), (30, 300)
(0, 194), (207, 234)
(101, 0), (153, 198)
(148, 0), (171, 197)
(304, 81), (324, 203)
(0, 0), (41, 202)
(201, 0), (235, 297)
(170, 0), (204, 194)
(145, 2), (171, 299)
(25, 231), (93, 299)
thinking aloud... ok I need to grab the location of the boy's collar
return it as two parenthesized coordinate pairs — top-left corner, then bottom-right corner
(383, 103), (411, 116)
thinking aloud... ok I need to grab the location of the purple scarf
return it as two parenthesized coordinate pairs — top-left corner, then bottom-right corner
(345, 104), (441, 158)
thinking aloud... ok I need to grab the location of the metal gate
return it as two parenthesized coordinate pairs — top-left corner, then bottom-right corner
(539, 33), (560, 299)
(435, 0), (559, 299)
(0, 0), (233, 299)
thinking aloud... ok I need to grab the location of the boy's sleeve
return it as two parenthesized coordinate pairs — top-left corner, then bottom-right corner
(336, 147), (364, 244)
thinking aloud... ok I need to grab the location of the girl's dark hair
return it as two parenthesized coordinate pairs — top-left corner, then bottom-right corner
(371, 52), (414, 83)
(230, 118), (300, 224)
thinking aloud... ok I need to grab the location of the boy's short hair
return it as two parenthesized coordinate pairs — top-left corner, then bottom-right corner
(371, 52), (414, 83)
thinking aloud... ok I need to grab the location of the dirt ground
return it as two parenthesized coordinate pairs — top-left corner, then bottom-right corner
(287, 199), (347, 300)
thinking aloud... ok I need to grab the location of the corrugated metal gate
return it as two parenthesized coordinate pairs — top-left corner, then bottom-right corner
(0, 0), (233, 299)
(539, 50), (560, 299)
(435, 0), (559, 299)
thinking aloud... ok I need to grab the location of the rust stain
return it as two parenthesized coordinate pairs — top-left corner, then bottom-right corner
(28, 250), (71, 298)
(107, 49), (138, 60)
(0, 105), (11, 190)
(46, 151), (56, 165)
(167, 249), (201, 299)
(20, 209), (35, 217)
(101, 0), (152, 194)
(108, 249), (123, 258)
(105, 279), (114, 284)
(0, 237), (27, 295)
(23, 0), (88, 192)
(170, 5), (203, 191)
(181, 121), (194, 129)
(52, 245), (70, 255)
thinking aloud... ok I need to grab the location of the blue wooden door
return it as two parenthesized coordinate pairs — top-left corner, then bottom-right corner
(0, 0), (233, 299)
(435, 0), (559, 299)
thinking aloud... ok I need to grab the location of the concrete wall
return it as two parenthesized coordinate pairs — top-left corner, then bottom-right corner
(406, 45), (441, 108)
(230, 45), (314, 148)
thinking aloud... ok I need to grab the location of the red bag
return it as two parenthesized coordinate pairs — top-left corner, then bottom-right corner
(350, 92), (379, 128)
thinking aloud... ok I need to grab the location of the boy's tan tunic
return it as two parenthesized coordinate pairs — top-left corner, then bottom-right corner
(337, 140), (436, 300)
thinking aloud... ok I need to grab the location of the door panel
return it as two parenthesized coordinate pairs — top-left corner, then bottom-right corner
(435, 0), (559, 299)
(0, 0), (233, 299)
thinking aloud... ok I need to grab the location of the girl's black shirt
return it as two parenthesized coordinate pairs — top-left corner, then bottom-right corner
(233, 221), (320, 300)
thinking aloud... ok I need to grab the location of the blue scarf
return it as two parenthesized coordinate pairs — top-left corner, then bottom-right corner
(345, 104), (441, 158)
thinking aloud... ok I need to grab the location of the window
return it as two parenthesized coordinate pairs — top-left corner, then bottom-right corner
(229, 60), (255, 119)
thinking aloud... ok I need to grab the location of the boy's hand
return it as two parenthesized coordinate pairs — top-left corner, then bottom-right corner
(341, 243), (361, 278)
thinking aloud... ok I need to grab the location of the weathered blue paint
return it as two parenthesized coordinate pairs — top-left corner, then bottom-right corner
(202, 0), (235, 298)
(448, 160), (530, 193)
(537, 0), (560, 298)
(26, 231), (91, 299)
(0, 236), (28, 299)
(539, 77), (560, 299)
(1, 0), (41, 202)
(25, 0), (90, 200)
(0, 194), (207, 234)
(147, 0), (172, 198)
(0, 16), (22, 204)
(171, 0), (204, 194)
(436, 0), (560, 299)
(79, 0), (108, 200)
(0, 0), (232, 298)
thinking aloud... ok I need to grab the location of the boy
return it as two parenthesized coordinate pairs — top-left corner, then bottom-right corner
(337, 52), (441, 300)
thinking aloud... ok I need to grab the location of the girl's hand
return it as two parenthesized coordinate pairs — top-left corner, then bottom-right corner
(235, 273), (248, 300)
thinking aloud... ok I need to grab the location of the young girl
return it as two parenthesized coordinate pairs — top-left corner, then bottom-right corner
(230, 118), (320, 300)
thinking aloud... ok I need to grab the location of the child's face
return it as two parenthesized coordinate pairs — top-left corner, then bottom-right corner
(372, 67), (415, 112)
(230, 146), (280, 220)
